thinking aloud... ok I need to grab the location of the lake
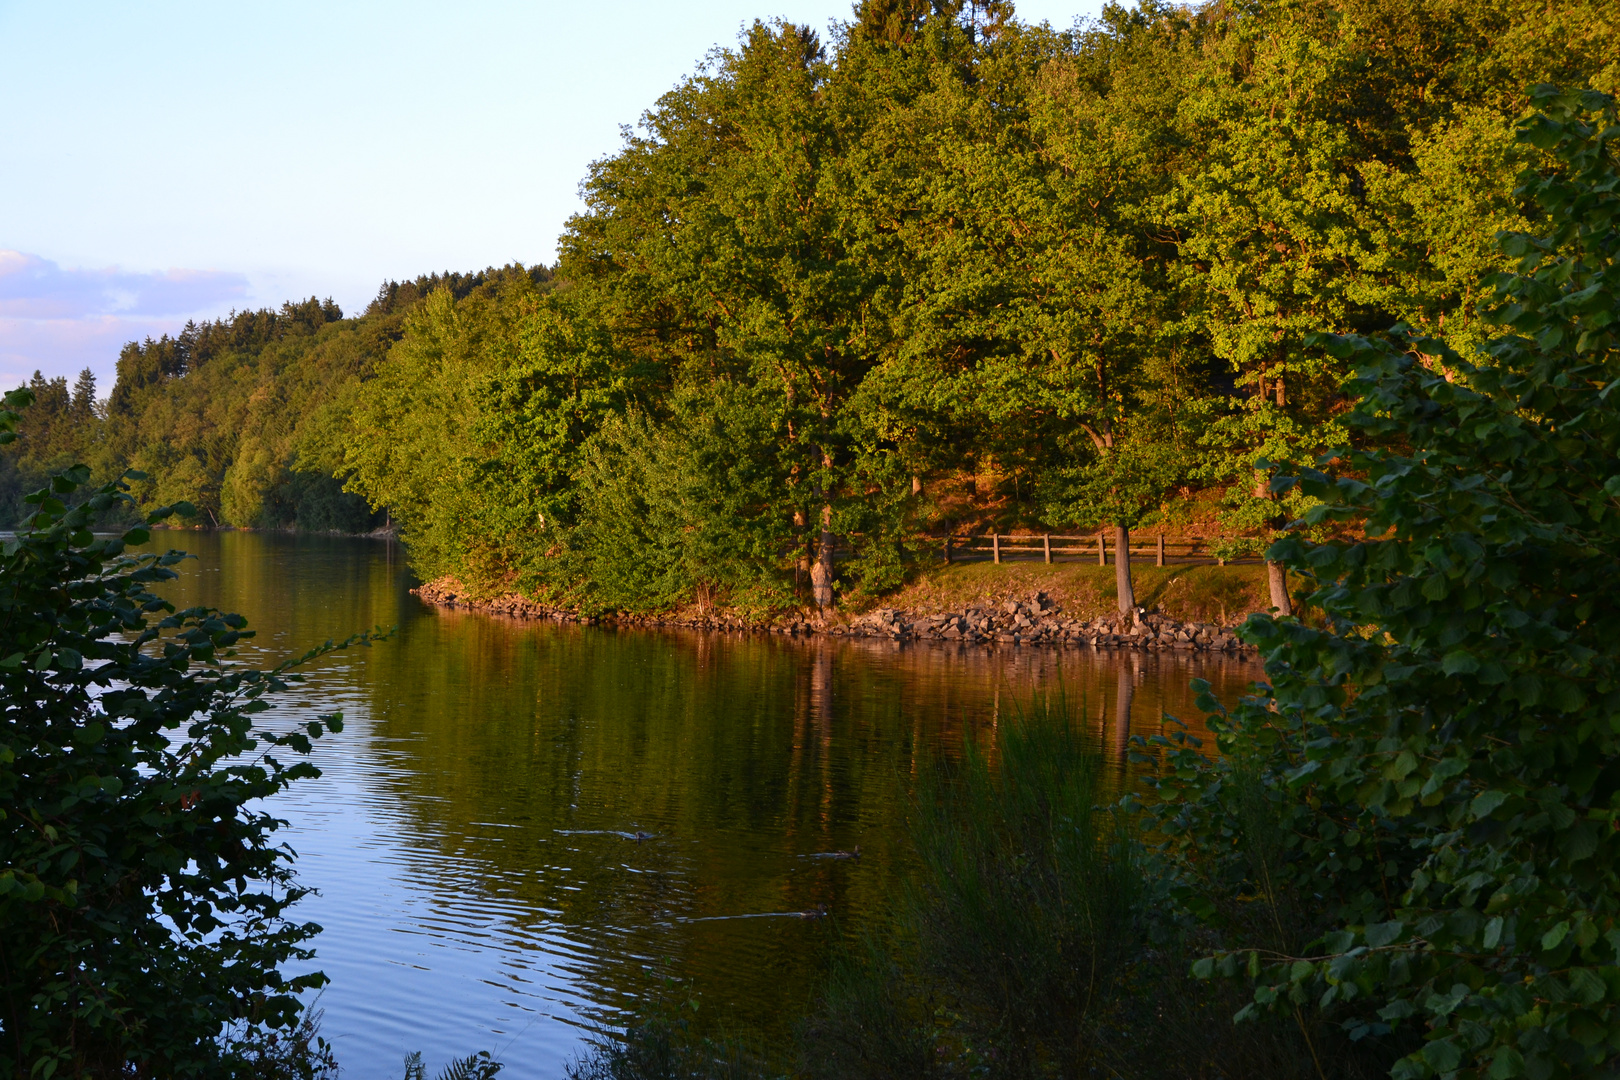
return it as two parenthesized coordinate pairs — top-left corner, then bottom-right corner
(144, 531), (1262, 1078)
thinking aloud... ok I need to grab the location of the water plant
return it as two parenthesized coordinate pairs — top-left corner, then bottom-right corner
(403, 1049), (504, 1080)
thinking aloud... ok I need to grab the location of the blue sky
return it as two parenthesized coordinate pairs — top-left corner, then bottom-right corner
(0, 0), (1104, 391)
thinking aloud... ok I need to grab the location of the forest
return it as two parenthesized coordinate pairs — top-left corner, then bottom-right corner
(5, 0), (1615, 618)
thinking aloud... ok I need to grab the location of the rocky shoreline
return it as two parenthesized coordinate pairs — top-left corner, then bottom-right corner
(412, 578), (1254, 655)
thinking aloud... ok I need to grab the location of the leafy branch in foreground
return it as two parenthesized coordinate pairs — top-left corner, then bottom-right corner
(0, 384), (390, 1079)
(1147, 86), (1620, 1078)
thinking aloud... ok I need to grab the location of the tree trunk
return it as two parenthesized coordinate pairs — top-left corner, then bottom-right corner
(911, 474), (922, 495)
(811, 504), (834, 611)
(1114, 523), (1135, 621)
(794, 509), (809, 591)
(1256, 465), (1292, 615)
(1267, 559), (1292, 617)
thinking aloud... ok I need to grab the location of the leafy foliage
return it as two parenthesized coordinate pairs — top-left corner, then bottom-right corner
(0, 271), (549, 532)
(10, 1), (1620, 617)
(0, 387), (386, 1078)
(309, 0), (1617, 614)
(1149, 87), (1620, 1078)
(792, 703), (1180, 1077)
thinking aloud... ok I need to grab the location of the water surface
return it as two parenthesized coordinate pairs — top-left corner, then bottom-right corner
(145, 531), (1261, 1078)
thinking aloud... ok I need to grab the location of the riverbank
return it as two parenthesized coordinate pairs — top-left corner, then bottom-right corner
(149, 522), (399, 539)
(412, 562), (1275, 655)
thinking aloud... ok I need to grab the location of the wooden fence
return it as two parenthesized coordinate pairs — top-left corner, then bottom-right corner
(934, 532), (1254, 567)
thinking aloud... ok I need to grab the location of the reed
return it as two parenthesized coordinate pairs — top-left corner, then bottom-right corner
(564, 1000), (766, 1080)
(798, 696), (1140, 1077)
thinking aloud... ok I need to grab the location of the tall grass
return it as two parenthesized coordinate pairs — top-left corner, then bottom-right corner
(798, 697), (1141, 1077)
(564, 997), (767, 1080)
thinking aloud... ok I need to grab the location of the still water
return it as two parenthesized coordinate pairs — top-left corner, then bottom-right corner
(145, 532), (1261, 1078)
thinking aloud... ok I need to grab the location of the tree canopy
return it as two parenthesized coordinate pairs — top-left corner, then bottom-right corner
(7, 0), (1616, 618)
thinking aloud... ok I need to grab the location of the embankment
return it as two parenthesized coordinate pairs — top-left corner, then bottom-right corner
(412, 562), (1277, 655)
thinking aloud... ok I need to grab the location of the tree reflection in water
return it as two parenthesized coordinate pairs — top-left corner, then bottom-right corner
(143, 531), (1261, 1078)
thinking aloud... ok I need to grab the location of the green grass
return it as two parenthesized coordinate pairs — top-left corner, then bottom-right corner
(864, 561), (1276, 626)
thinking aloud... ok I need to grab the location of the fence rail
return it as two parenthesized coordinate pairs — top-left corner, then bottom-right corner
(933, 532), (1257, 567)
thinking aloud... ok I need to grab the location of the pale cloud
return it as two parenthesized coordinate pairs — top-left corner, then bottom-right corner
(0, 250), (249, 390)
(0, 249), (248, 319)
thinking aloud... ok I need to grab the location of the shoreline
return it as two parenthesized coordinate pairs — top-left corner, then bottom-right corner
(149, 522), (400, 539)
(411, 577), (1258, 656)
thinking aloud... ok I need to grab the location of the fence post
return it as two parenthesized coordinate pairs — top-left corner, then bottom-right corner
(1097, 531), (1106, 566)
(1043, 534), (1051, 564)
(992, 532), (1001, 564)
(944, 535), (952, 564)
(1157, 533), (1165, 567)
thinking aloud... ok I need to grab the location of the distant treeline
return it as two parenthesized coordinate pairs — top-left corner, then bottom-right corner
(4, 0), (1615, 614)
(0, 269), (547, 534)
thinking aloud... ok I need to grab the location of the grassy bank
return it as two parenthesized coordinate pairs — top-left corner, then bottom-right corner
(412, 561), (1282, 637)
(861, 561), (1276, 627)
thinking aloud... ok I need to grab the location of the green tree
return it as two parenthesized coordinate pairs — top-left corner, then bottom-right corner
(1171, 5), (1399, 613)
(324, 268), (563, 588)
(561, 19), (874, 612)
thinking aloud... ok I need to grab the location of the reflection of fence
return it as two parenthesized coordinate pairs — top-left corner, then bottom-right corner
(935, 533), (1257, 567)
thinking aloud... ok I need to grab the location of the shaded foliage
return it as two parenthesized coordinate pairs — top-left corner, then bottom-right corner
(1149, 87), (1620, 1079)
(0, 388), (385, 1078)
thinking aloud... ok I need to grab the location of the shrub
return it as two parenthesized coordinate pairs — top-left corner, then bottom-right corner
(0, 387), (383, 1079)
(1150, 86), (1620, 1078)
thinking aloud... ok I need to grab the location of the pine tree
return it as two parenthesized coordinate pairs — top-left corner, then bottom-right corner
(71, 368), (97, 422)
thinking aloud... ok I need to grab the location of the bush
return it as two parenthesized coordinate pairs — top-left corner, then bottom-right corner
(1150, 86), (1620, 1078)
(0, 388), (383, 1079)
(800, 697), (1397, 1079)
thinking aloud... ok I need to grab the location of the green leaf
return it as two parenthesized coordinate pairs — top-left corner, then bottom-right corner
(1568, 967), (1606, 1005)
(1471, 789), (1508, 819)
(1366, 921), (1405, 948)
(1441, 650), (1479, 675)
(1423, 1038), (1462, 1072)
(1387, 750), (1419, 780)
(1488, 1047), (1524, 1078)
